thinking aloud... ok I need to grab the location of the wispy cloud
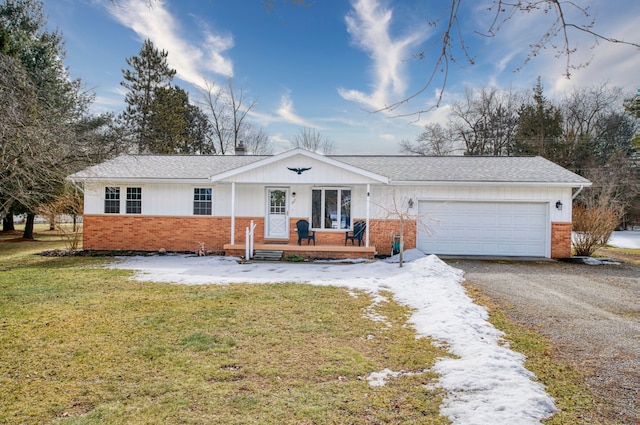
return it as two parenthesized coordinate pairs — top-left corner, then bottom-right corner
(276, 92), (318, 128)
(107, 0), (233, 89)
(338, 0), (428, 111)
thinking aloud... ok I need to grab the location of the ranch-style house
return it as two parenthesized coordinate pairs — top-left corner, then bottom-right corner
(68, 148), (590, 259)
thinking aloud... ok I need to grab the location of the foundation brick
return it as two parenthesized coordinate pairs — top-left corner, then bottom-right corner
(84, 215), (418, 258)
(551, 222), (572, 258)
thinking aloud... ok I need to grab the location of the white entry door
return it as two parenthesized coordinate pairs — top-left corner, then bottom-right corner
(265, 188), (289, 239)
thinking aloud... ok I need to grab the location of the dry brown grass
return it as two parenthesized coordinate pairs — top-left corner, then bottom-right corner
(0, 235), (450, 424)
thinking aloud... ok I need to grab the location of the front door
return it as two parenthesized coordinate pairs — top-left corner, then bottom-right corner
(266, 188), (289, 239)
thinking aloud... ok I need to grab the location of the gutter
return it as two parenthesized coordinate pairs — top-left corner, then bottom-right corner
(572, 185), (585, 200)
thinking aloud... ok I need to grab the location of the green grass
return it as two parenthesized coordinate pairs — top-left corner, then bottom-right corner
(0, 231), (450, 424)
(595, 245), (640, 264)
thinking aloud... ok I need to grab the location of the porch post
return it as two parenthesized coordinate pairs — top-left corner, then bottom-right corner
(365, 183), (370, 247)
(231, 182), (236, 245)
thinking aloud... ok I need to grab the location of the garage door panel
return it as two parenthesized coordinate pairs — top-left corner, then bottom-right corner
(417, 201), (548, 257)
(449, 229), (467, 238)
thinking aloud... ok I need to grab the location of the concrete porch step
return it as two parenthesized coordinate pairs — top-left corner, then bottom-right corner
(252, 249), (284, 261)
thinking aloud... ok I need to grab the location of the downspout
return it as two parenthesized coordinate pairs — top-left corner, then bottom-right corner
(572, 185), (584, 200)
(365, 184), (370, 247)
(231, 182), (236, 245)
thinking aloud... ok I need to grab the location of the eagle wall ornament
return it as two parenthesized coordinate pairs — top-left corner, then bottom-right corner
(287, 167), (312, 175)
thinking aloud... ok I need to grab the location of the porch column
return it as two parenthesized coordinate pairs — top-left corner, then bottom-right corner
(365, 184), (370, 247)
(231, 182), (236, 245)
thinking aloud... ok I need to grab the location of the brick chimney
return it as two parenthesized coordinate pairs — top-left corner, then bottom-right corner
(235, 141), (246, 155)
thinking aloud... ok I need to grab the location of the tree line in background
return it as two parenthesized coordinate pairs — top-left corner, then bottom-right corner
(402, 78), (640, 240)
(1, 0), (638, 249)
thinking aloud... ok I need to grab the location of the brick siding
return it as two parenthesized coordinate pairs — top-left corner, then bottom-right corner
(83, 215), (416, 257)
(551, 222), (572, 259)
(83, 215), (230, 253)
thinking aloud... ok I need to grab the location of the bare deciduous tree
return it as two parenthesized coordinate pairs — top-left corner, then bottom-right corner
(0, 54), (62, 218)
(450, 86), (522, 156)
(373, 190), (436, 267)
(37, 184), (84, 249)
(239, 124), (274, 155)
(199, 79), (260, 155)
(291, 128), (335, 154)
(400, 122), (458, 156)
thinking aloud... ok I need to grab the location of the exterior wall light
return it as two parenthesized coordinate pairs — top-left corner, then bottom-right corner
(408, 198), (414, 209)
(555, 201), (563, 211)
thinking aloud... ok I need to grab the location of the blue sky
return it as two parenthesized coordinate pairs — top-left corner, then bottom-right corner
(44, 0), (640, 154)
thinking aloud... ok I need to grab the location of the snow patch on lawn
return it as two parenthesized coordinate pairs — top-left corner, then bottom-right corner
(110, 253), (556, 424)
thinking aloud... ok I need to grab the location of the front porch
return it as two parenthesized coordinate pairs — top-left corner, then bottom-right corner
(223, 242), (377, 260)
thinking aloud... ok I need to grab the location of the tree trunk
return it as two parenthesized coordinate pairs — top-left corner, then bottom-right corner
(2, 213), (15, 232)
(398, 218), (404, 268)
(22, 213), (35, 239)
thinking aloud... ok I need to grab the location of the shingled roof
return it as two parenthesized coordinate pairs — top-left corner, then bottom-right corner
(69, 152), (590, 186)
(333, 155), (590, 184)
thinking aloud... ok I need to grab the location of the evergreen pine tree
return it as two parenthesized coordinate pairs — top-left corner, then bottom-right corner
(121, 39), (176, 153)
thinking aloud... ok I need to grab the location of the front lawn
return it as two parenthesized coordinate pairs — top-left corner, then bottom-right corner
(0, 233), (449, 424)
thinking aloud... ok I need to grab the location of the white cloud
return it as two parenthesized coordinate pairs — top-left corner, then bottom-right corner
(107, 0), (234, 89)
(547, 15), (640, 97)
(276, 92), (318, 128)
(339, 0), (429, 111)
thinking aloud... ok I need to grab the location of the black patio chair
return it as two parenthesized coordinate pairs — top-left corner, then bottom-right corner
(296, 219), (316, 245)
(345, 220), (366, 246)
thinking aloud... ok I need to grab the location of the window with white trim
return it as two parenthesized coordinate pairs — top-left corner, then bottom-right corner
(311, 188), (351, 229)
(126, 187), (142, 214)
(193, 188), (212, 215)
(104, 187), (120, 214)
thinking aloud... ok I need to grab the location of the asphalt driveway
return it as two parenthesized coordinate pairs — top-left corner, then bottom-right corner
(446, 258), (638, 425)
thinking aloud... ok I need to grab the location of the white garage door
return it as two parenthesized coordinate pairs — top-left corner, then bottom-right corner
(417, 201), (548, 257)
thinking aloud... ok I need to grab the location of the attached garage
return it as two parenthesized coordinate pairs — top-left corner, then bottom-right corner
(417, 201), (548, 257)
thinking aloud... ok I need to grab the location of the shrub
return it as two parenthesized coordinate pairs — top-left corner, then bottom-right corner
(572, 204), (620, 256)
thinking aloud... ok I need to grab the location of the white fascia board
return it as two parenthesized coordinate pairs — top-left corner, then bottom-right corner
(67, 177), (212, 185)
(387, 180), (592, 188)
(210, 148), (389, 184)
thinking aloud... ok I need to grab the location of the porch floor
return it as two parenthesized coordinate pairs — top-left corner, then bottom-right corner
(223, 242), (377, 260)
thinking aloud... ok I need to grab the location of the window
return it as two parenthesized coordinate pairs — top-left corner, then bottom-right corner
(126, 187), (142, 214)
(311, 188), (351, 229)
(104, 187), (120, 214)
(194, 188), (212, 215)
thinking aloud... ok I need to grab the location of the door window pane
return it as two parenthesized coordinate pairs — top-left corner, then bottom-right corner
(269, 190), (286, 214)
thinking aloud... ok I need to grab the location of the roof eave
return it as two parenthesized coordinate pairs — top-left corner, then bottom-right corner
(66, 176), (212, 185)
(388, 180), (592, 187)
